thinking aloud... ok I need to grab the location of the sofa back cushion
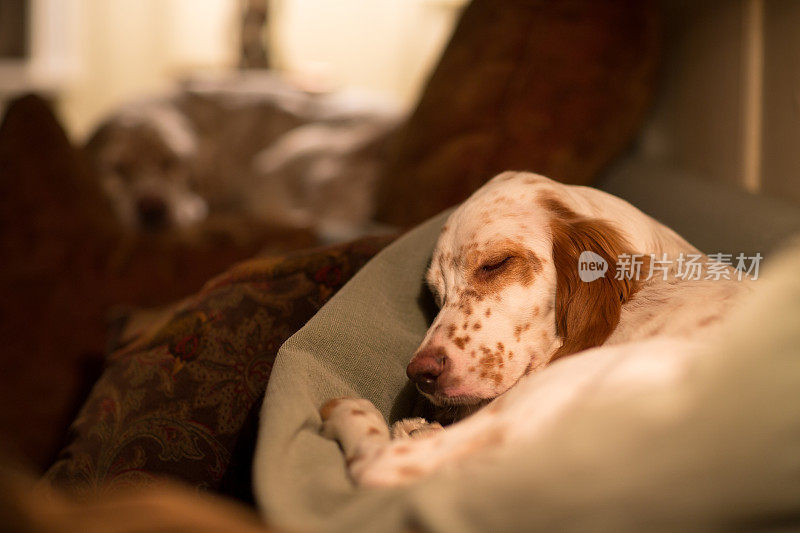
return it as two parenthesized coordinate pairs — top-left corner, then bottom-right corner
(375, 0), (660, 227)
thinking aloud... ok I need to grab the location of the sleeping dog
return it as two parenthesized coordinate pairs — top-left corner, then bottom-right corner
(320, 171), (755, 486)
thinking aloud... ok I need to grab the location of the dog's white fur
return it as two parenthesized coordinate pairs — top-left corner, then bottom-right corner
(320, 171), (753, 487)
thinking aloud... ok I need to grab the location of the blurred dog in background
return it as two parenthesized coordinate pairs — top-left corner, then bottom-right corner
(85, 72), (400, 241)
(86, 99), (206, 232)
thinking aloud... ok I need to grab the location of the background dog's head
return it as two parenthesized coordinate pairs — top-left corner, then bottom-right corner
(85, 101), (207, 233)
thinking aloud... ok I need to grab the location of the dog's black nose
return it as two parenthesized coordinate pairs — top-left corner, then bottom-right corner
(406, 346), (448, 395)
(137, 195), (168, 231)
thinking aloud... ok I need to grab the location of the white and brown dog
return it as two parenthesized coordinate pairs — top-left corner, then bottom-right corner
(85, 73), (399, 238)
(320, 171), (754, 487)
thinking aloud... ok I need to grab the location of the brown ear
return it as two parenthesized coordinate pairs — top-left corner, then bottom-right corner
(549, 216), (641, 361)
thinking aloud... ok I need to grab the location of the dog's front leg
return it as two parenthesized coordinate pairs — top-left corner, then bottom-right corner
(321, 398), (451, 487)
(320, 398), (392, 473)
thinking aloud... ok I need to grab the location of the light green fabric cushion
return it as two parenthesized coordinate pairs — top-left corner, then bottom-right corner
(253, 209), (800, 532)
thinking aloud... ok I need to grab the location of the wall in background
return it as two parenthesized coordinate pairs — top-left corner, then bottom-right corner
(640, 0), (749, 189)
(270, 0), (465, 105)
(58, 0), (240, 140)
(761, 0), (800, 204)
(640, 0), (800, 204)
(0, 0), (82, 97)
(1, 0), (465, 142)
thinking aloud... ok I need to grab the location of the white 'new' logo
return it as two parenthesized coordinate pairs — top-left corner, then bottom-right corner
(578, 251), (607, 282)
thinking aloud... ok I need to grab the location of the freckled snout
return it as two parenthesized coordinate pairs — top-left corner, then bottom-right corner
(406, 346), (449, 395)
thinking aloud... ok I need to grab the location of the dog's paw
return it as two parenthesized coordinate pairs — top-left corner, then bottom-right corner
(390, 418), (444, 440)
(319, 397), (354, 422)
(319, 397), (389, 444)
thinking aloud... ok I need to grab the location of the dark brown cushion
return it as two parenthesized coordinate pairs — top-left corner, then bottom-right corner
(43, 235), (394, 501)
(0, 94), (120, 469)
(376, 0), (660, 227)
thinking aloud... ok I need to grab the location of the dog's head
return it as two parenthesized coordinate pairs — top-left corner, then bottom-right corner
(85, 102), (207, 232)
(407, 171), (660, 407)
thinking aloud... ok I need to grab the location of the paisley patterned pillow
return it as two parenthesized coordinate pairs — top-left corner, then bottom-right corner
(44, 235), (394, 501)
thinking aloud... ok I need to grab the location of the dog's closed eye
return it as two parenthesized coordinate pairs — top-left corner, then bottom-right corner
(476, 256), (514, 278)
